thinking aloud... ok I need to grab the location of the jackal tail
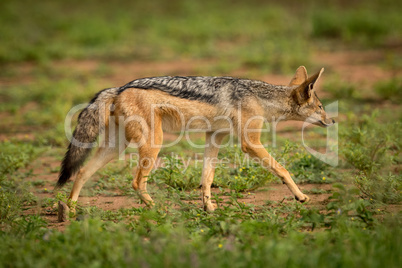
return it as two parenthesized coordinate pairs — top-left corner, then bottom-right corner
(56, 87), (119, 188)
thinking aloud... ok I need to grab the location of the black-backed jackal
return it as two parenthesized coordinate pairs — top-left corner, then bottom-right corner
(56, 66), (335, 212)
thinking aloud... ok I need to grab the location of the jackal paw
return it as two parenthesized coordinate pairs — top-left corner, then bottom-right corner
(296, 194), (310, 203)
(204, 202), (217, 212)
(69, 206), (76, 217)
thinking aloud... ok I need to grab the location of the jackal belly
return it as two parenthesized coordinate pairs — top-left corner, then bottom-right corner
(115, 88), (235, 133)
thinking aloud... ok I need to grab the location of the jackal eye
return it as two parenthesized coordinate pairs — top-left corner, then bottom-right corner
(318, 105), (323, 110)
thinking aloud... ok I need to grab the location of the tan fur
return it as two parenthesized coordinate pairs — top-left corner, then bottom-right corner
(65, 66), (335, 211)
(288, 66), (308, 86)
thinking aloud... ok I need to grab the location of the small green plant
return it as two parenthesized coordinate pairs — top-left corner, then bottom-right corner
(375, 78), (402, 103)
(0, 141), (39, 176)
(0, 191), (22, 223)
(213, 146), (275, 192)
(304, 188), (332, 194)
(341, 112), (401, 203)
(326, 183), (376, 228)
(341, 113), (399, 176)
(290, 152), (333, 183)
(149, 155), (200, 191)
(355, 173), (401, 204)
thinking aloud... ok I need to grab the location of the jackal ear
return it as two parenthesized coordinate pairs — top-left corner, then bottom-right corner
(288, 66), (308, 86)
(294, 68), (324, 104)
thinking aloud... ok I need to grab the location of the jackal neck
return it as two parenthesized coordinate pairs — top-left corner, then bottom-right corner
(249, 82), (294, 119)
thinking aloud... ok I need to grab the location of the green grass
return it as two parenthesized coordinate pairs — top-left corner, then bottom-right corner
(0, 0), (402, 267)
(375, 78), (402, 103)
(1, 176), (401, 267)
(0, 109), (400, 267)
(311, 6), (401, 47)
(0, 0), (311, 72)
(1, 0), (401, 70)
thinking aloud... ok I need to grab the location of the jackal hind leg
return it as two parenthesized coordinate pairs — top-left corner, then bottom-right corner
(241, 131), (309, 203)
(201, 132), (227, 212)
(131, 120), (162, 207)
(68, 132), (122, 214)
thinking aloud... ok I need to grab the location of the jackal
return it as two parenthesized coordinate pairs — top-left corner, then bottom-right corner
(56, 66), (335, 211)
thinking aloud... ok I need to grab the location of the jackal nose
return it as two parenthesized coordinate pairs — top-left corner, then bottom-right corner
(331, 119), (335, 124)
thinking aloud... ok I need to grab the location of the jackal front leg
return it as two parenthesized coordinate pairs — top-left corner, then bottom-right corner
(241, 136), (309, 203)
(200, 132), (227, 212)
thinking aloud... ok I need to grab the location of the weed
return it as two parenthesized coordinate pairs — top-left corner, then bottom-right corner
(149, 155), (201, 191)
(355, 173), (401, 204)
(341, 112), (399, 176)
(0, 142), (39, 175)
(341, 112), (401, 203)
(304, 188), (332, 194)
(375, 78), (402, 103)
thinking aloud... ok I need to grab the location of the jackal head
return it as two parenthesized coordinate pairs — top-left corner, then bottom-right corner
(288, 66), (335, 127)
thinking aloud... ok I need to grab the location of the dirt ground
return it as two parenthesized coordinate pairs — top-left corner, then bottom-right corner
(3, 49), (401, 230)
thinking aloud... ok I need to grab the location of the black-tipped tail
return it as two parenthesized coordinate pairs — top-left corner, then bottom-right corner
(56, 142), (93, 189)
(55, 87), (119, 189)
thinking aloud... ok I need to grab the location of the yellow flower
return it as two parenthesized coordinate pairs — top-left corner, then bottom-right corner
(111, 178), (115, 181)
(248, 192), (251, 195)
(197, 214), (200, 216)
(322, 177), (326, 181)
(44, 188), (48, 191)
(239, 168), (242, 172)
(351, 217), (354, 220)
(234, 176), (238, 179)
(201, 229), (204, 232)
(218, 244), (223, 248)
(308, 155), (311, 159)
(377, 209), (380, 212)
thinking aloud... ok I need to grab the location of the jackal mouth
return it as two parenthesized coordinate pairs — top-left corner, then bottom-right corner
(311, 118), (335, 127)
(317, 119), (335, 127)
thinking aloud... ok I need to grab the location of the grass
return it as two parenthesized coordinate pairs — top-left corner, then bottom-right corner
(1, 0), (401, 70)
(375, 78), (402, 103)
(311, 6), (401, 47)
(0, 0), (401, 267)
(0, 215), (400, 268)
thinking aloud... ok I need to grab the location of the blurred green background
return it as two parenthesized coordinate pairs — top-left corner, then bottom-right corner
(1, 0), (401, 137)
(1, 0), (401, 71)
